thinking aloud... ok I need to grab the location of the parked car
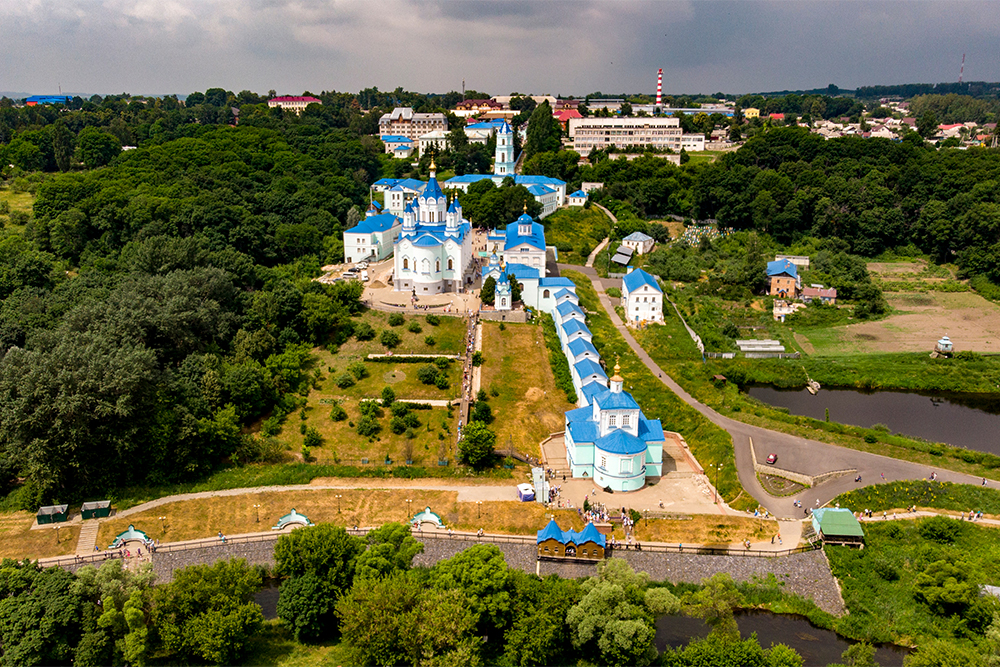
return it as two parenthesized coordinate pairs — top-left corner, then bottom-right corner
(357, 261), (369, 270)
(361, 270), (369, 281)
(766, 453), (778, 465)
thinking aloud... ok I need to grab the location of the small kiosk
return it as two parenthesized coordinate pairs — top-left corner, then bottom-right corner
(36, 505), (69, 525)
(81, 501), (112, 520)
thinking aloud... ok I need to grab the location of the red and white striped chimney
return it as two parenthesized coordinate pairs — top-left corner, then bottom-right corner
(656, 68), (663, 106)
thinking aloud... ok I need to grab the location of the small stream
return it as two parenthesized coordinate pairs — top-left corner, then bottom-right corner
(655, 611), (908, 665)
(746, 385), (1000, 456)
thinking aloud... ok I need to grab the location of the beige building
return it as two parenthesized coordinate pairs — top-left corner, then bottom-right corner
(378, 107), (448, 141)
(268, 96), (321, 115)
(568, 117), (705, 154)
(743, 107), (760, 119)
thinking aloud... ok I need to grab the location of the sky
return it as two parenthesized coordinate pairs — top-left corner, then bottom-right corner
(3, 0), (1000, 98)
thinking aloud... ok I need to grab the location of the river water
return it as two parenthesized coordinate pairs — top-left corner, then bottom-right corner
(655, 611), (908, 665)
(746, 385), (1000, 456)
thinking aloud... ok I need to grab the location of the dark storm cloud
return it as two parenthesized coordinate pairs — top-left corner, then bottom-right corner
(1, 0), (999, 97)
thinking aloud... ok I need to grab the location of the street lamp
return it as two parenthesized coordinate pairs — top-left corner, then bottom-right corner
(710, 463), (724, 503)
(405, 499), (413, 523)
(476, 500), (483, 519)
(335, 494), (343, 513)
(253, 504), (261, 523)
(53, 525), (59, 543)
(158, 516), (166, 533)
(644, 509), (649, 527)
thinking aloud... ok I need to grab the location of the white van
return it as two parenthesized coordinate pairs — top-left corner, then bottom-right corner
(361, 270), (369, 281)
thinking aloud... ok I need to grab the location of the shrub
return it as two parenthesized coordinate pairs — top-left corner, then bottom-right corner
(301, 446), (313, 462)
(490, 386), (499, 397)
(359, 401), (383, 419)
(336, 372), (356, 389)
(404, 428), (417, 439)
(472, 351), (484, 366)
(605, 287), (621, 298)
(303, 427), (323, 449)
(539, 313), (578, 403)
(498, 322), (506, 331)
(380, 330), (401, 348)
(329, 404), (348, 421)
(863, 433), (877, 443)
(476, 389), (488, 402)
(262, 416), (282, 436)
(871, 556), (900, 582)
(425, 336), (436, 346)
(8, 210), (29, 227)
(390, 416), (407, 435)
(388, 313), (405, 326)
(471, 402), (493, 424)
(403, 412), (420, 429)
(357, 415), (381, 437)
(434, 374), (449, 390)
(407, 321), (422, 334)
(426, 314), (440, 326)
(918, 516), (962, 544)
(417, 365), (438, 385)
(348, 361), (369, 380)
(434, 357), (451, 369)
(354, 322), (376, 341)
(381, 386), (396, 406)
(299, 423), (307, 434)
(0, 201), (8, 215)
(390, 402), (410, 417)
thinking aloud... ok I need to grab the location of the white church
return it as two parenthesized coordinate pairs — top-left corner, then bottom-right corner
(392, 163), (476, 294)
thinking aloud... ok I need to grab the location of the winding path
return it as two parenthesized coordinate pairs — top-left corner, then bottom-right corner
(563, 263), (990, 519)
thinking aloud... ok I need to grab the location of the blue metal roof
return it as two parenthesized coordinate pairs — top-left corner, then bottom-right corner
(566, 405), (593, 423)
(423, 177), (444, 200)
(503, 263), (540, 279)
(444, 174), (494, 184)
(766, 259), (797, 278)
(623, 231), (653, 242)
(594, 429), (647, 456)
(556, 301), (585, 319)
(561, 319), (591, 337)
(515, 175), (565, 187)
(622, 269), (661, 294)
(537, 519), (564, 543)
(569, 189), (587, 198)
(574, 358), (607, 380)
(638, 417), (664, 442)
(540, 277), (575, 287)
(581, 383), (605, 405)
(567, 419), (600, 443)
(567, 338), (598, 358)
(526, 184), (556, 196)
(554, 288), (577, 301)
(593, 388), (640, 410)
(346, 213), (400, 234)
(505, 215), (546, 251)
(535, 519), (606, 548)
(498, 120), (513, 135)
(578, 523), (606, 546)
(380, 135), (413, 143)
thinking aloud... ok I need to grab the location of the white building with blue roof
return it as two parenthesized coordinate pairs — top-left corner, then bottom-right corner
(392, 163), (475, 294)
(621, 268), (663, 324)
(564, 361), (665, 492)
(380, 135), (414, 153)
(343, 211), (402, 264)
(567, 189), (588, 207)
(443, 121), (566, 219)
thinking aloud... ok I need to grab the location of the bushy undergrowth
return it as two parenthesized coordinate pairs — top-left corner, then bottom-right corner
(539, 313), (578, 404)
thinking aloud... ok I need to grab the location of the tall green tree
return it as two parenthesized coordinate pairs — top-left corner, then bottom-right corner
(458, 420), (496, 468)
(524, 101), (561, 160)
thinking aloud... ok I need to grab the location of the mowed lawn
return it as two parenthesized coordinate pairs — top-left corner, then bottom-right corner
(94, 490), (584, 545)
(479, 322), (576, 458)
(0, 511), (80, 560)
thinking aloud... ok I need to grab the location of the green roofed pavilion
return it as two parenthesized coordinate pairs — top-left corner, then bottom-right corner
(109, 525), (149, 548)
(812, 508), (864, 547)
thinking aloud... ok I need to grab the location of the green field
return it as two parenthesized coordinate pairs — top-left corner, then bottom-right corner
(542, 206), (611, 265)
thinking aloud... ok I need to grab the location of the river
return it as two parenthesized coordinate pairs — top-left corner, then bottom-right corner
(655, 611), (908, 665)
(746, 385), (1000, 456)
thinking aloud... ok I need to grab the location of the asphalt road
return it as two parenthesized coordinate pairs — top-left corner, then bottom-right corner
(563, 262), (990, 519)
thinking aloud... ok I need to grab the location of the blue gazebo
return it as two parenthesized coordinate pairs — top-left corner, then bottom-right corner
(271, 509), (314, 530)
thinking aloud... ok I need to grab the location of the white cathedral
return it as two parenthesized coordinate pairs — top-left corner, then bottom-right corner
(392, 163), (475, 294)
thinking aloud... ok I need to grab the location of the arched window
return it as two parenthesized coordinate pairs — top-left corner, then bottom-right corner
(402, 258), (409, 270)
(448, 258), (454, 270)
(435, 259), (441, 273)
(500, 298), (507, 307)
(543, 290), (550, 298)
(421, 258), (431, 274)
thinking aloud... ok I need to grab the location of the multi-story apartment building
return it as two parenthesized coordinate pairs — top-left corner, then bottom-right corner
(378, 107), (448, 141)
(568, 117), (705, 154)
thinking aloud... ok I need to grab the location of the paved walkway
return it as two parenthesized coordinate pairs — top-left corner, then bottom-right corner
(563, 264), (991, 519)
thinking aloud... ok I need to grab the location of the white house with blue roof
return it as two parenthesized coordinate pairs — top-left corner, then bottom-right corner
(564, 362), (664, 492)
(392, 163), (475, 294)
(344, 211), (402, 264)
(567, 189), (588, 207)
(380, 135), (414, 153)
(621, 268), (664, 324)
(443, 121), (567, 219)
(622, 231), (654, 255)
(566, 338), (600, 365)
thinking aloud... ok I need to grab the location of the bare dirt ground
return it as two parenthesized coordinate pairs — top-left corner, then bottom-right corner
(817, 291), (1000, 353)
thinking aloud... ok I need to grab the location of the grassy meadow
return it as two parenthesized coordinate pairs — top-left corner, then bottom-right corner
(542, 206), (612, 265)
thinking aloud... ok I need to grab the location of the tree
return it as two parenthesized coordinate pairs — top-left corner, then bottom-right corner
(917, 111), (938, 139)
(432, 544), (511, 641)
(524, 101), (562, 160)
(688, 573), (742, 639)
(337, 573), (422, 667)
(276, 571), (338, 642)
(273, 524), (364, 584)
(51, 122), (74, 172)
(151, 559), (263, 666)
(459, 421), (496, 468)
(381, 385), (395, 406)
(481, 276), (496, 306)
(77, 127), (121, 168)
(355, 522), (425, 581)
(380, 329), (401, 348)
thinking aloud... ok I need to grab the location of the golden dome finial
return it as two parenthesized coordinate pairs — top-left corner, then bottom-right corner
(610, 355), (623, 382)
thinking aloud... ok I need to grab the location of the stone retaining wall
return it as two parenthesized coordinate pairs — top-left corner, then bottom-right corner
(151, 538), (280, 583)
